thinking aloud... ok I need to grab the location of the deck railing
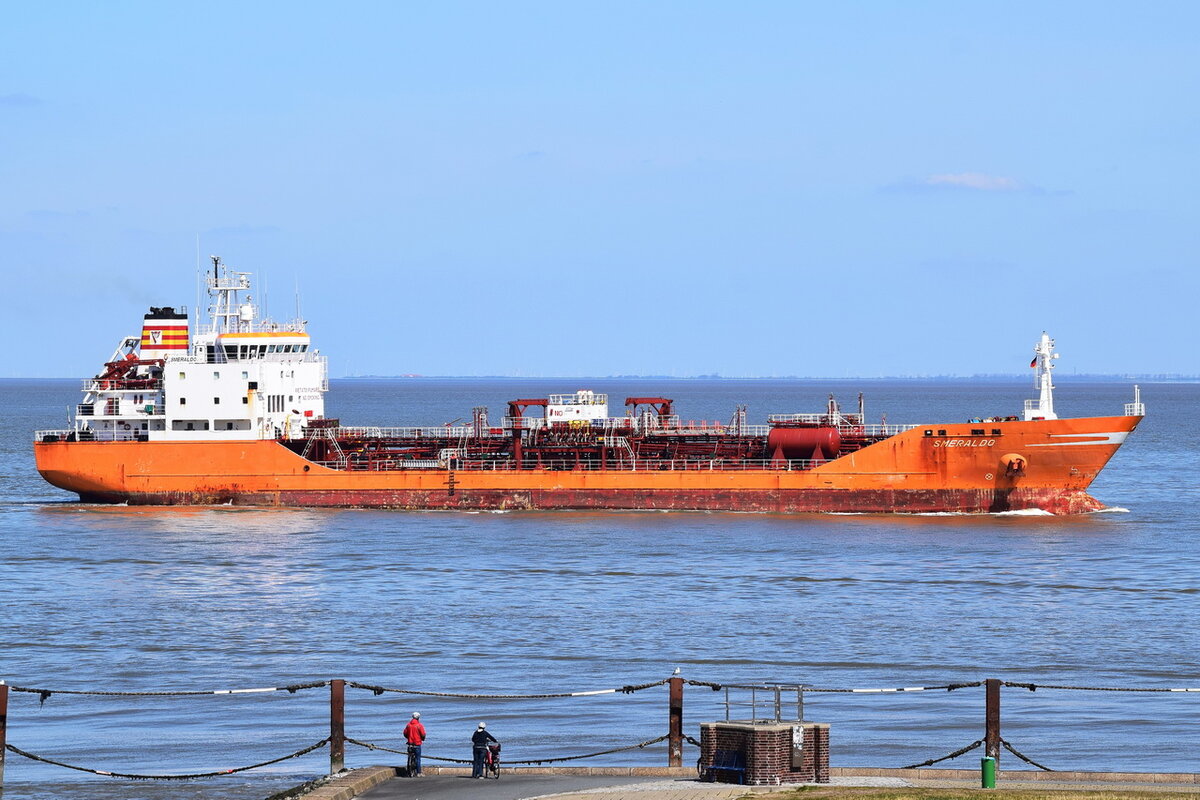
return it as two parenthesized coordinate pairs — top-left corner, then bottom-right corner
(37, 429), (145, 443)
(336, 425), (480, 439)
(81, 378), (163, 392)
(307, 457), (825, 472)
(76, 404), (166, 418)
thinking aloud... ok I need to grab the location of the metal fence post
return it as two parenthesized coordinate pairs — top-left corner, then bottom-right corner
(1, 680), (8, 788)
(330, 679), (346, 773)
(985, 678), (1000, 766)
(668, 676), (683, 767)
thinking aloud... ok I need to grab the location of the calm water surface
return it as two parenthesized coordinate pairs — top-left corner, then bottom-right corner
(1, 377), (1197, 799)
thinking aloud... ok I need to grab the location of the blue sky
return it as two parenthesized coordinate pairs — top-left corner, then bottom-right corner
(3, 2), (1196, 378)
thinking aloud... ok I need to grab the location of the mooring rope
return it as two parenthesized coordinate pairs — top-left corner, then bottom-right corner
(9, 680), (329, 705)
(1004, 681), (1200, 693)
(809, 682), (984, 693)
(347, 678), (668, 699)
(346, 734), (671, 765)
(899, 738), (982, 769)
(12, 677), (1200, 701)
(689, 680), (982, 693)
(344, 738), (476, 764)
(1000, 737), (1053, 771)
(3, 738), (329, 781)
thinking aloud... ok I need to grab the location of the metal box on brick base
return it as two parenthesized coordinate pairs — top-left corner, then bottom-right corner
(700, 721), (829, 785)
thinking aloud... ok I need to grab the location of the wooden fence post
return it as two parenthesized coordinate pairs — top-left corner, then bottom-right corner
(985, 678), (1000, 766)
(668, 676), (683, 767)
(330, 679), (345, 773)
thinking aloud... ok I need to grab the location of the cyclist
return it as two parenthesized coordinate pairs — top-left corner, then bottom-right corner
(471, 722), (498, 778)
(403, 712), (426, 776)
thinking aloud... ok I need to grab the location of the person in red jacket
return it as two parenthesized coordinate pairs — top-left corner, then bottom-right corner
(403, 712), (427, 776)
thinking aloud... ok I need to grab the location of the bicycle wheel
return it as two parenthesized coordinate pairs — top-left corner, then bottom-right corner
(407, 746), (418, 777)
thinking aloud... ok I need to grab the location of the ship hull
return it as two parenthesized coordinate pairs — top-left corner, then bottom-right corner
(35, 414), (1141, 515)
(55, 487), (1104, 515)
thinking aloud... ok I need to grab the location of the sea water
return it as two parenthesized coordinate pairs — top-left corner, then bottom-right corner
(1, 377), (1197, 799)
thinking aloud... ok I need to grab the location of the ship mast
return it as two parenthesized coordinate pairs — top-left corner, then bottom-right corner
(206, 256), (255, 334)
(1024, 331), (1059, 421)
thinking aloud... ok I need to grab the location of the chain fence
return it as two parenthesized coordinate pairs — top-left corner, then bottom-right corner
(2, 674), (1196, 781)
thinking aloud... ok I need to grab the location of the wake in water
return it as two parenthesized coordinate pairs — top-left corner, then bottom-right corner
(893, 508), (1055, 517)
(909, 506), (1128, 518)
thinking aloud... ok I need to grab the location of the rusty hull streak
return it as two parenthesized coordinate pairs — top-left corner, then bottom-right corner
(77, 487), (1104, 515)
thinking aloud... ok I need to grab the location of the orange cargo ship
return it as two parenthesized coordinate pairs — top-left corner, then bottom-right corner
(35, 259), (1143, 514)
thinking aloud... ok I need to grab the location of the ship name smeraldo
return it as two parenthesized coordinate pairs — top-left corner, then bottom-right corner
(933, 439), (997, 448)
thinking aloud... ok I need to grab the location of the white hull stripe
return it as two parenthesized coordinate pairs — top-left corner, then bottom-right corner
(1027, 431), (1130, 447)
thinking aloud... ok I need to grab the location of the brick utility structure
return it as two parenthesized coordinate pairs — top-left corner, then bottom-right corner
(700, 721), (829, 785)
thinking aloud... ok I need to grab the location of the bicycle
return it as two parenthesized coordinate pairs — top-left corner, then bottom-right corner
(484, 742), (501, 779)
(406, 744), (420, 777)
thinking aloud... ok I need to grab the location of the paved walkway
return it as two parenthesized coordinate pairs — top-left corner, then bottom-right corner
(296, 765), (1200, 800)
(357, 774), (908, 800)
(360, 774), (671, 800)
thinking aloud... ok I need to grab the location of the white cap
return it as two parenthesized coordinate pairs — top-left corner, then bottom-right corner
(478, 722), (486, 729)
(412, 712), (420, 718)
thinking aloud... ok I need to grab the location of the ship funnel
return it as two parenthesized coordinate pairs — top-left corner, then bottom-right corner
(141, 306), (189, 360)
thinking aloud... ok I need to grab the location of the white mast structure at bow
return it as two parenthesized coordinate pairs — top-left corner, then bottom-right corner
(1023, 331), (1059, 421)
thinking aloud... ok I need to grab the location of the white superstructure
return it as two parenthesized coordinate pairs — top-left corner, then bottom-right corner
(71, 257), (327, 442)
(546, 390), (610, 423)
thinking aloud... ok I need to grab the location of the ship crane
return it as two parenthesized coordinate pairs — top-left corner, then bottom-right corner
(625, 397), (675, 419)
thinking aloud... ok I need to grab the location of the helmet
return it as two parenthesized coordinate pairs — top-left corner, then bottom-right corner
(412, 712), (420, 719)
(478, 722), (486, 729)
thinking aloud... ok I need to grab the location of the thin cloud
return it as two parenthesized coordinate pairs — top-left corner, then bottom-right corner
(925, 172), (1022, 191)
(885, 171), (1047, 195)
(0, 92), (41, 107)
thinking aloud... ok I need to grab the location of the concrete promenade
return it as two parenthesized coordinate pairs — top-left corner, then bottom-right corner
(289, 765), (1200, 800)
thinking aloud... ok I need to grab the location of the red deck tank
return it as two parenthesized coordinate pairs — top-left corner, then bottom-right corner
(767, 427), (842, 461)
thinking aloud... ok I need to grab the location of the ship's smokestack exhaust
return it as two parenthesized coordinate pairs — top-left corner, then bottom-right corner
(141, 306), (189, 360)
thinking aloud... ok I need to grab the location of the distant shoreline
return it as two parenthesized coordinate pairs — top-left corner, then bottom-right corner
(335, 374), (1199, 383)
(4, 374), (1198, 383)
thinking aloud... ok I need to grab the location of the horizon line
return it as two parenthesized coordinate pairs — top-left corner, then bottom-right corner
(4, 373), (1196, 382)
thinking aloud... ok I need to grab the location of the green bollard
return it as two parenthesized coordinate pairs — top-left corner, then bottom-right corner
(981, 756), (997, 789)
